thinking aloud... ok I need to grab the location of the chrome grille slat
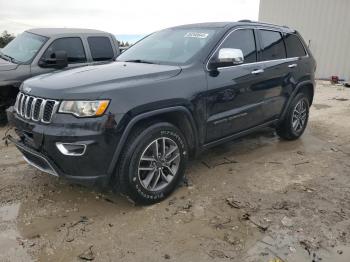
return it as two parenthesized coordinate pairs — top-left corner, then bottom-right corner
(39, 100), (47, 121)
(14, 93), (21, 114)
(14, 92), (59, 124)
(21, 95), (27, 117)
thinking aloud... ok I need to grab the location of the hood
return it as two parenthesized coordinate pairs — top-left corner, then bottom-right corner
(0, 57), (19, 71)
(23, 62), (182, 99)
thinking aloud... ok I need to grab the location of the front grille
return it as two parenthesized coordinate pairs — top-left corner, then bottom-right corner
(15, 92), (59, 123)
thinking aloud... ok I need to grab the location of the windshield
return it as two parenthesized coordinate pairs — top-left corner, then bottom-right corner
(0, 32), (47, 64)
(117, 28), (216, 65)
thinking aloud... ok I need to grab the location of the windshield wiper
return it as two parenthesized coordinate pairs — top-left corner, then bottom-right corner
(124, 59), (156, 64)
(0, 52), (18, 64)
(0, 52), (10, 62)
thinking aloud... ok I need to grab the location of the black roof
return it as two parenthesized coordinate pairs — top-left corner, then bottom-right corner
(170, 21), (295, 33)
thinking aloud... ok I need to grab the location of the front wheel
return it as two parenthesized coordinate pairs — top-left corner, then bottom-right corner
(276, 93), (310, 140)
(116, 122), (188, 205)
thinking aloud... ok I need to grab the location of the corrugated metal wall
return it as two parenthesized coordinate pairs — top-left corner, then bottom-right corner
(259, 0), (350, 80)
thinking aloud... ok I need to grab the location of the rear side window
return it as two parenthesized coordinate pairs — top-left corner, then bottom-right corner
(220, 29), (257, 63)
(284, 34), (306, 58)
(88, 37), (114, 61)
(43, 37), (86, 64)
(259, 30), (286, 61)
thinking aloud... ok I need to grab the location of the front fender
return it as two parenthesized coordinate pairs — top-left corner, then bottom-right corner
(106, 106), (199, 180)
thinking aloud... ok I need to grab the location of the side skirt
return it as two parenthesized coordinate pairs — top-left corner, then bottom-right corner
(202, 119), (279, 149)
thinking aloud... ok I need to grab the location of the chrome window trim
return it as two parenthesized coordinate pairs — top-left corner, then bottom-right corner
(206, 26), (309, 71)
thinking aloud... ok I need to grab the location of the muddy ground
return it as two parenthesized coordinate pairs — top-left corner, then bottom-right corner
(0, 81), (350, 262)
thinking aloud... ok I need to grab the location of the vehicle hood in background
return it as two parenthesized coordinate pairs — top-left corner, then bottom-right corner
(23, 62), (182, 99)
(0, 57), (18, 71)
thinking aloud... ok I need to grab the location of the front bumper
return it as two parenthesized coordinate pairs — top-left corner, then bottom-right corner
(6, 106), (121, 187)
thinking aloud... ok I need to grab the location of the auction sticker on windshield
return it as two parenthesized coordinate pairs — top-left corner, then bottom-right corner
(184, 32), (209, 38)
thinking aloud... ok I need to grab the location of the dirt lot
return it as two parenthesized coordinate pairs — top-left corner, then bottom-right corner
(0, 81), (350, 262)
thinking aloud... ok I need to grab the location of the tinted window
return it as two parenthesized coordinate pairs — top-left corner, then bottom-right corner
(220, 29), (257, 63)
(284, 34), (306, 57)
(260, 30), (286, 61)
(88, 37), (114, 61)
(43, 38), (86, 64)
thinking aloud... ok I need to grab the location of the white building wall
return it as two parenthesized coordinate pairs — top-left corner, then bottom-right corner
(259, 0), (350, 80)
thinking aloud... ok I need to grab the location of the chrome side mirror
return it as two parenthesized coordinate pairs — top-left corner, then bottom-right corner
(218, 48), (244, 65)
(208, 48), (244, 71)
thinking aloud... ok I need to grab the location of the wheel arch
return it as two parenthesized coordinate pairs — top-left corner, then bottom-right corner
(280, 80), (315, 121)
(106, 106), (199, 180)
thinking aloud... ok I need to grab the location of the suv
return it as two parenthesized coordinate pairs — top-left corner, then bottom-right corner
(6, 21), (316, 204)
(0, 28), (120, 123)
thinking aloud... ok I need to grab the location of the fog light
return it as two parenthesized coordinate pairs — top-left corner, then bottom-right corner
(56, 143), (87, 156)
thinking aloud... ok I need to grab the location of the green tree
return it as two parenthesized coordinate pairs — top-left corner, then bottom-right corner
(0, 31), (15, 48)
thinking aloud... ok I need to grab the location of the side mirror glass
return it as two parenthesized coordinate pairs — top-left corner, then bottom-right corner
(209, 48), (244, 70)
(39, 50), (68, 69)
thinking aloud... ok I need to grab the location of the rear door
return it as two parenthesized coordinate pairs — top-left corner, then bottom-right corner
(256, 29), (291, 122)
(205, 28), (267, 142)
(284, 33), (309, 83)
(86, 36), (115, 64)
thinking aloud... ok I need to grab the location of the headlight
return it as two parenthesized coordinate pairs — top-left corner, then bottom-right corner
(58, 100), (110, 117)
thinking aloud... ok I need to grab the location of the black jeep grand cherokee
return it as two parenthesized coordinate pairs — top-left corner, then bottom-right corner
(7, 21), (316, 204)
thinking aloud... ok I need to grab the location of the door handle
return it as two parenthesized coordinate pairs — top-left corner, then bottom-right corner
(288, 63), (298, 68)
(251, 69), (264, 75)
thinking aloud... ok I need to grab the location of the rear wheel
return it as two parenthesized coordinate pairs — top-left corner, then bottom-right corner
(276, 93), (310, 140)
(115, 122), (188, 205)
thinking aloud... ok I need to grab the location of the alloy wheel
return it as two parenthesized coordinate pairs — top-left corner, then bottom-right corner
(138, 137), (180, 191)
(292, 99), (307, 133)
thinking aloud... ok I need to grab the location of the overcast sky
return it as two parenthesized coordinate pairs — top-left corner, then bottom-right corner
(0, 0), (260, 35)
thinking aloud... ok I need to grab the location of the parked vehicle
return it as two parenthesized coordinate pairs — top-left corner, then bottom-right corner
(6, 21), (316, 204)
(0, 28), (120, 123)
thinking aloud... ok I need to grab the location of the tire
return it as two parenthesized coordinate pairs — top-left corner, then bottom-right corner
(276, 93), (310, 140)
(115, 122), (188, 205)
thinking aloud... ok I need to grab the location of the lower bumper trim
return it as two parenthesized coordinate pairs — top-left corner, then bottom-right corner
(13, 140), (59, 177)
(22, 155), (58, 177)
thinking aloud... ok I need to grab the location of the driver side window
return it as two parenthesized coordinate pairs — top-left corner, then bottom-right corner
(219, 29), (257, 64)
(42, 37), (87, 64)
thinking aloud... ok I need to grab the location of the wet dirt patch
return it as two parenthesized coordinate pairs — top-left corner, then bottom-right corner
(313, 103), (331, 110)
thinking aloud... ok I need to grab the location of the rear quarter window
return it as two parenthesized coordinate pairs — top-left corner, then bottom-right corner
(88, 37), (114, 61)
(284, 34), (307, 58)
(259, 30), (286, 61)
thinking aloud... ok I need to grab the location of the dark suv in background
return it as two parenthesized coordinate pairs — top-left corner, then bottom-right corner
(0, 28), (120, 123)
(7, 21), (316, 204)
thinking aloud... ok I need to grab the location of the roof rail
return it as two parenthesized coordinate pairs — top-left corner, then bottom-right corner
(239, 19), (291, 29)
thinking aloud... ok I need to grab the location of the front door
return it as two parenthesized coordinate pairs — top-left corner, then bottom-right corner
(205, 28), (266, 142)
(30, 37), (88, 77)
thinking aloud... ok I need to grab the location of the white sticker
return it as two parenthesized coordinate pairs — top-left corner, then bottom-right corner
(184, 32), (209, 39)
